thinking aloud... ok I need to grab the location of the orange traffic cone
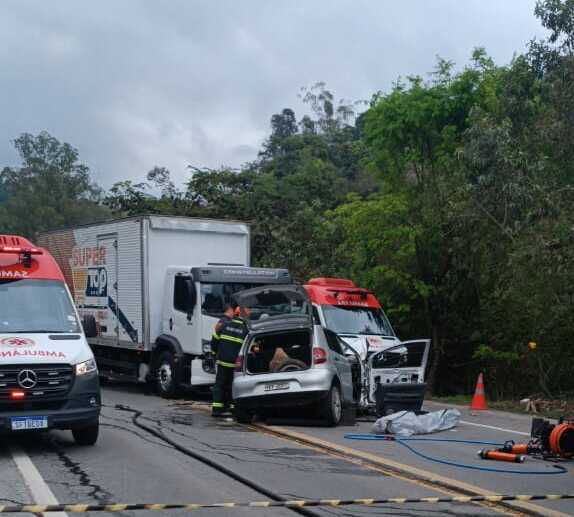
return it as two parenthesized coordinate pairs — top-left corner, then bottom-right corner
(470, 372), (488, 410)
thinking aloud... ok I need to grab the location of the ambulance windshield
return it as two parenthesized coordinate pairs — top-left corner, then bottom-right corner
(322, 305), (394, 337)
(0, 279), (80, 333)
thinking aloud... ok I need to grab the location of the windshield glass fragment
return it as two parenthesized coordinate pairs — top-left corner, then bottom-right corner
(322, 305), (394, 336)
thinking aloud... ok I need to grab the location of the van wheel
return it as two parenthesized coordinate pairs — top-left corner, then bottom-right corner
(72, 422), (99, 446)
(322, 384), (342, 426)
(156, 351), (179, 399)
(234, 404), (253, 424)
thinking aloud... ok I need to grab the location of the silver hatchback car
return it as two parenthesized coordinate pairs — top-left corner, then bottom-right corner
(232, 285), (354, 426)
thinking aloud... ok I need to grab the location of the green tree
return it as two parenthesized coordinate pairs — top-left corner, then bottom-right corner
(106, 167), (186, 216)
(0, 131), (109, 239)
(361, 56), (495, 390)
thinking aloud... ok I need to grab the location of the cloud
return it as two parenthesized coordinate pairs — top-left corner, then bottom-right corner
(0, 0), (547, 188)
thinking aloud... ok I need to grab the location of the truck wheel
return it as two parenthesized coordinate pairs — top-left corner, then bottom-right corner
(322, 384), (342, 426)
(72, 422), (99, 446)
(156, 351), (180, 398)
(234, 404), (253, 424)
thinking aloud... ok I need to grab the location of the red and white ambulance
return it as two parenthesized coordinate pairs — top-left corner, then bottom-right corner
(304, 278), (430, 415)
(0, 235), (101, 444)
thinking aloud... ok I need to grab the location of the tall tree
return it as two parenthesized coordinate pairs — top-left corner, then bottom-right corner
(0, 131), (109, 238)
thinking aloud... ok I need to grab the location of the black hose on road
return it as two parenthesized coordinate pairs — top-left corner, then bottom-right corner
(114, 404), (323, 517)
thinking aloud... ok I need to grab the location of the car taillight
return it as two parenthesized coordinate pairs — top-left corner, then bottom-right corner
(235, 355), (244, 372)
(313, 347), (327, 365)
(11, 391), (25, 400)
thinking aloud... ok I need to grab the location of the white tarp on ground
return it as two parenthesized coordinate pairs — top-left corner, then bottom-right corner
(372, 409), (461, 436)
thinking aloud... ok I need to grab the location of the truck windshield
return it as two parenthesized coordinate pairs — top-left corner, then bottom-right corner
(321, 305), (394, 337)
(0, 279), (80, 333)
(201, 282), (261, 317)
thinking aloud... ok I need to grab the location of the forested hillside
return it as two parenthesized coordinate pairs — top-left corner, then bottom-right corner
(2, 0), (573, 398)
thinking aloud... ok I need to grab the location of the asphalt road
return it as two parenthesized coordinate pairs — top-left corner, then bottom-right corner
(0, 385), (572, 517)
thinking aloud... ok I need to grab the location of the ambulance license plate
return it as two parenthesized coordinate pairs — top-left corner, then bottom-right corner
(264, 382), (289, 392)
(11, 417), (48, 431)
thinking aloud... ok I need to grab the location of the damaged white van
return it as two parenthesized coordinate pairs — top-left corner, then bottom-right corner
(0, 236), (101, 445)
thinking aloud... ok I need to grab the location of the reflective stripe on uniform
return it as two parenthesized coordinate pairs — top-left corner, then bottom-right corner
(216, 360), (236, 368)
(212, 402), (224, 408)
(232, 319), (244, 324)
(219, 334), (243, 344)
(212, 332), (220, 339)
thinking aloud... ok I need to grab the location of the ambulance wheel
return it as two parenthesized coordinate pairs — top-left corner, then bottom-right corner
(73, 422), (99, 446)
(321, 384), (342, 426)
(156, 351), (180, 399)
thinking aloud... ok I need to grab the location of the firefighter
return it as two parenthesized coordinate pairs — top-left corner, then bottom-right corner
(211, 305), (250, 417)
(210, 304), (235, 358)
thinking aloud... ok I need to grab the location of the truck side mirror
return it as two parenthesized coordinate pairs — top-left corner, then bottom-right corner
(184, 278), (197, 318)
(82, 315), (97, 338)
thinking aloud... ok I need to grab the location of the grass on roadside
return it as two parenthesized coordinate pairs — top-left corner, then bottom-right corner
(430, 395), (574, 420)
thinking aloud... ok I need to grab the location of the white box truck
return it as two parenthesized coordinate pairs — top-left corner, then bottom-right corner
(37, 216), (291, 397)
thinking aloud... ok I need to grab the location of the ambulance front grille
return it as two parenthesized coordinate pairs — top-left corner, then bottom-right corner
(0, 364), (74, 402)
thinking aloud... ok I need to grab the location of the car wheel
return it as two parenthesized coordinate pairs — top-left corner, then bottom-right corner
(272, 359), (308, 373)
(72, 422), (99, 446)
(156, 351), (180, 399)
(322, 384), (343, 426)
(234, 404), (253, 424)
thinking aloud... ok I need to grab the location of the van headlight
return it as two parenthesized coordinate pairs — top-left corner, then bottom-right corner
(76, 358), (97, 376)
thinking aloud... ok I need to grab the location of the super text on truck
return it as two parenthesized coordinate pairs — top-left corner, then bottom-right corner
(0, 235), (101, 445)
(38, 216), (291, 397)
(304, 278), (430, 415)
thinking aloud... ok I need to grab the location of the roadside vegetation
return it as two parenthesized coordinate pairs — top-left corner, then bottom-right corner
(2, 1), (574, 401)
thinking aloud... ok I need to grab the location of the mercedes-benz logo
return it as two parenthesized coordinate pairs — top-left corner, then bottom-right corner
(17, 369), (37, 389)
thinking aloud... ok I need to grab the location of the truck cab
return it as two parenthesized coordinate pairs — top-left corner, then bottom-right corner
(154, 266), (292, 397)
(304, 278), (430, 414)
(0, 236), (101, 445)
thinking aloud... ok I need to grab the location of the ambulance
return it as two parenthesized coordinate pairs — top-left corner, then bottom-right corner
(304, 278), (430, 415)
(0, 235), (100, 445)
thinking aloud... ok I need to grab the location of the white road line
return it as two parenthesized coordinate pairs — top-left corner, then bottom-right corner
(460, 420), (530, 436)
(9, 444), (68, 517)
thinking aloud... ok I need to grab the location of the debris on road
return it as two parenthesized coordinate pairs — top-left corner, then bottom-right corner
(372, 409), (461, 436)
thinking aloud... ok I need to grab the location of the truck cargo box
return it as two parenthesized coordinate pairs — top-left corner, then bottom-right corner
(38, 216), (290, 395)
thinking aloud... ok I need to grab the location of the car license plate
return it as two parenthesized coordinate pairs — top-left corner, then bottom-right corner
(264, 382), (289, 392)
(11, 417), (48, 431)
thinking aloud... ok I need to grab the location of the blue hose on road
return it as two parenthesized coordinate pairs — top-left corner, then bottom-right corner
(344, 434), (568, 474)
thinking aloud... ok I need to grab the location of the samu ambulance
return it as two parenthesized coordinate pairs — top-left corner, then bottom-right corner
(304, 278), (430, 415)
(0, 235), (101, 445)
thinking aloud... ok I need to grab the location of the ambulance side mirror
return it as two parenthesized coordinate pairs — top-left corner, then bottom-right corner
(82, 315), (98, 338)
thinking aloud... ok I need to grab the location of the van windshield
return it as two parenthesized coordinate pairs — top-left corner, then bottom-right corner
(321, 305), (394, 337)
(0, 279), (80, 333)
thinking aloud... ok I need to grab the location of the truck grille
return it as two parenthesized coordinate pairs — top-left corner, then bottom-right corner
(0, 364), (74, 403)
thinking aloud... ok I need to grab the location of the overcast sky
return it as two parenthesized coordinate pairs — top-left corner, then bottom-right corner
(0, 1), (547, 188)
